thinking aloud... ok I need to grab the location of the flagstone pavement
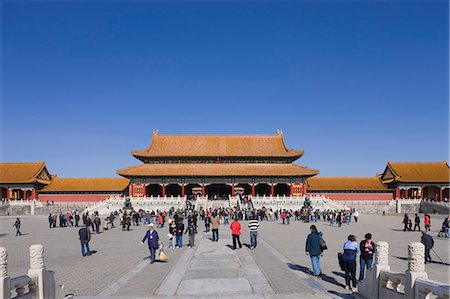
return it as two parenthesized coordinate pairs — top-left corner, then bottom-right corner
(0, 214), (448, 298)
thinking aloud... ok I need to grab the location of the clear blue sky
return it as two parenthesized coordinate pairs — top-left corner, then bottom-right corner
(1, 1), (448, 178)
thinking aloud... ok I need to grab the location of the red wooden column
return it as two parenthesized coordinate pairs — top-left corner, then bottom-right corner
(31, 188), (36, 200)
(129, 184), (134, 197)
(181, 184), (185, 197)
(162, 184), (166, 197)
(6, 188), (10, 201)
(302, 183), (308, 195)
(251, 184), (255, 196)
(202, 184), (205, 197)
(270, 184), (274, 196)
(439, 187), (443, 202)
(395, 188), (400, 199)
(289, 184), (293, 196)
(231, 184), (235, 196)
(420, 187), (424, 200)
(142, 184), (146, 197)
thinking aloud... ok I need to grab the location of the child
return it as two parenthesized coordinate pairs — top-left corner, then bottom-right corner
(408, 219), (413, 231)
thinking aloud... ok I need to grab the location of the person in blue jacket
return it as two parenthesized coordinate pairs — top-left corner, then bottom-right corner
(342, 235), (359, 292)
(141, 223), (159, 263)
(305, 225), (324, 277)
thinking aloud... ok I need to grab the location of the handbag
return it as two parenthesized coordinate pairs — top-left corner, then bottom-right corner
(159, 251), (169, 262)
(319, 237), (328, 250)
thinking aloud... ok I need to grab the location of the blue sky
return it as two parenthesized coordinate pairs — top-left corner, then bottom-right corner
(1, 0), (448, 178)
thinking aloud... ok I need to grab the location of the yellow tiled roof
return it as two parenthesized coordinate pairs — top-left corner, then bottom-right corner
(118, 163), (318, 177)
(0, 161), (51, 184)
(132, 131), (304, 158)
(308, 177), (389, 191)
(383, 161), (450, 183)
(41, 177), (130, 192)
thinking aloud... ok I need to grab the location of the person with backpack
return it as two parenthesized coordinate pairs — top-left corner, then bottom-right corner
(305, 225), (325, 277)
(402, 214), (410, 231)
(342, 235), (359, 292)
(359, 233), (376, 281)
(421, 231), (434, 263)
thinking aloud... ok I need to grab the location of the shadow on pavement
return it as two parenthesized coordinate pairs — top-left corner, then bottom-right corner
(288, 263), (349, 297)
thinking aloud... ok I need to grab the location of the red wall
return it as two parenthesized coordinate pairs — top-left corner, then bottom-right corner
(310, 192), (393, 201)
(39, 194), (117, 202)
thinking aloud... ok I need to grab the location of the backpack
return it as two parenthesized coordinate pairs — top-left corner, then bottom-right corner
(319, 237), (328, 250)
(338, 252), (345, 271)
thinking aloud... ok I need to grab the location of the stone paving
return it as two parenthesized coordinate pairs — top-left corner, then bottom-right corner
(0, 213), (448, 298)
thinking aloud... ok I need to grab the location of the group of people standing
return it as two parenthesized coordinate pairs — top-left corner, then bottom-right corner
(306, 226), (376, 292)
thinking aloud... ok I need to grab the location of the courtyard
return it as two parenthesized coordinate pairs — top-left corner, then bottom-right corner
(1, 213), (448, 298)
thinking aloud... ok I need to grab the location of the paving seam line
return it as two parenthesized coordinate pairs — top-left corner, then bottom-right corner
(97, 258), (150, 296)
(236, 244), (276, 295)
(154, 230), (203, 296)
(259, 237), (339, 299)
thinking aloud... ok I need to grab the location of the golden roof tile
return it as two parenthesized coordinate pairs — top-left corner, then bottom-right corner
(41, 177), (130, 192)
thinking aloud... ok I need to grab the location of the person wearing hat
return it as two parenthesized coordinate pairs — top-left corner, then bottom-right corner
(141, 223), (159, 263)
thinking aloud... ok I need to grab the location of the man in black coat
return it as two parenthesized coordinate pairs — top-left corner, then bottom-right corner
(414, 214), (421, 231)
(421, 231), (434, 263)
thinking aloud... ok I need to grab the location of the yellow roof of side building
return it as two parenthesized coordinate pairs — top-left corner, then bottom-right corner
(0, 161), (52, 184)
(307, 177), (390, 191)
(381, 161), (450, 183)
(41, 177), (130, 192)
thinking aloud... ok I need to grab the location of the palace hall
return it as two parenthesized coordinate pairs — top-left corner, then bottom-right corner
(117, 130), (318, 198)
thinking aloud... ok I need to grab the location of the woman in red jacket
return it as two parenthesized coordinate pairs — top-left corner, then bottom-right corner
(230, 218), (242, 250)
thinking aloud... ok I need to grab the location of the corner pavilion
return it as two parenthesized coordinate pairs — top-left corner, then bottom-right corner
(117, 131), (319, 198)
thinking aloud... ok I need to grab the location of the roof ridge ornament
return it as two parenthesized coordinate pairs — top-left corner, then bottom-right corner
(153, 129), (159, 136)
(276, 129), (283, 135)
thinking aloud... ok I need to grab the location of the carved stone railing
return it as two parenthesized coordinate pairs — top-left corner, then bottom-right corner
(0, 245), (65, 299)
(358, 241), (449, 299)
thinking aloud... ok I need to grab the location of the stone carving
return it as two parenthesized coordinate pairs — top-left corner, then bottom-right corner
(375, 241), (389, 266)
(29, 244), (45, 269)
(408, 242), (425, 272)
(0, 247), (7, 277)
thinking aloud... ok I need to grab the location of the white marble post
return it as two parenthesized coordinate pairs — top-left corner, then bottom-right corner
(0, 247), (11, 299)
(405, 242), (428, 299)
(28, 244), (47, 299)
(359, 241), (390, 299)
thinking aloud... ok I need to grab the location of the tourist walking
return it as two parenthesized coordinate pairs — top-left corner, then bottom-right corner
(48, 214), (53, 229)
(359, 233), (376, 281)
(414, 214), (421, 231)
(78, 224), (91, 257)
(13, 218), (22, 236)
(424, 214), (431, 232)
(402, 214), (410, 231)
(442, 216), (449, 238)
(175, 219), (184, 249)
(185, 222), (196, 248)
(230, 218), (242, 250)
(342, 235), (359, 292)
(305, 225), (323, 277)
(169, 219), (177, 248)
(248, 215), (260, 249)
(109, 212), (115, 228)
(141, 223), (159, 263)
(420, 231), (434, 264)
(211, 215), (220, 242)
(94, 215), (101, 234)
(353, 210), (359, 223)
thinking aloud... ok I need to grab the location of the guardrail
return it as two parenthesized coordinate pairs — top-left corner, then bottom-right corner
(358, 241), (450, 299)
(0, 245), (65, 299)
